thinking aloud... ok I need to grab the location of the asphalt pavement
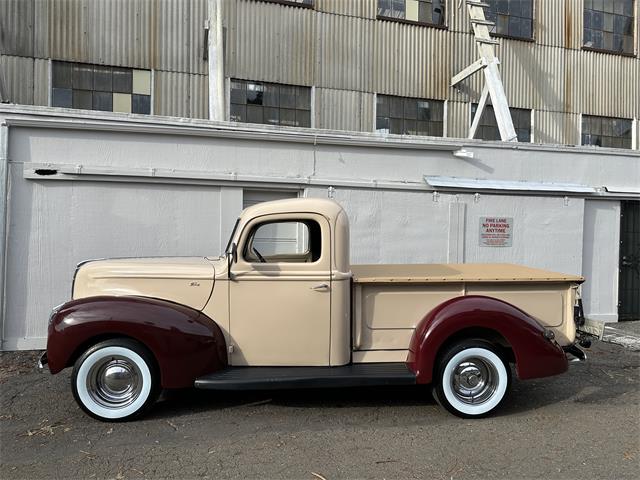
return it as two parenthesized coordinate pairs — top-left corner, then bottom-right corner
(1, 339), (639, 480)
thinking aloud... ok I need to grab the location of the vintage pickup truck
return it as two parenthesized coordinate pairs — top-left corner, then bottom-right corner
(40, 198), (590, 421)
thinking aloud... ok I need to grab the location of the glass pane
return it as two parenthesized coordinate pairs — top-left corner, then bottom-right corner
(403, 119), (417, 135)
(92, 91), (112, 111)
(112, 67), (132, 93)
(52, 88), (72, 107)
(248, 221), (311, 261)
(418, 101), (432, 121)
(378, 0), (392, 16)
(230, 103), (246, 122)
(432, 0), (445, 25)
(52, 62), (72, 88)
(246, 105), (263, 123)
(296, 109), (311, 127)
(376, 116), (390, 132)
(376, 95), (389, 116)
(418, 1), (432, 23)
(72, 89), (92, 110)
(280, 108), (296, 126)
(296, 86), (311, 109)
(416, 121), (430, 135)
(390, 97), (403, 117)
(263, 84), (279, 107)
(430, 121), (443, 137)
(264, 107), (279, 125)
(72, 64), (93, 90)
(389, 117), (403, 134)
(132, 94), (151, 114)
(280, 85), (296, 109)
(404, 98), (417, 119)
(230, 80), (247, 104)
(93, 65), (112, 92)
(246, 83), (264, 105)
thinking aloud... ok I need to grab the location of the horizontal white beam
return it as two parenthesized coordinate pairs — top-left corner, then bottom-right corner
(451, 58), (486, 86)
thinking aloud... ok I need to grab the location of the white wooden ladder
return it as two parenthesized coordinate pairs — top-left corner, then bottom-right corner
(451, 0), (517, 142)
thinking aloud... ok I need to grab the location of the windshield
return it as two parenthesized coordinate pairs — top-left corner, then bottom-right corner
(225, 218), (241, 254)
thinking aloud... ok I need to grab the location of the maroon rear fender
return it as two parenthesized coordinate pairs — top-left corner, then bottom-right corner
(47, 296), (227, 388)
(406, 295), (568, 384)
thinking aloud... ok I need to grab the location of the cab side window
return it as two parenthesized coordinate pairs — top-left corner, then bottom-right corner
(244, 220), (322, 263)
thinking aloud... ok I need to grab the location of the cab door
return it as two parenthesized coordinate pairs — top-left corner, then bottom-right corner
(229, 213), (331, 366)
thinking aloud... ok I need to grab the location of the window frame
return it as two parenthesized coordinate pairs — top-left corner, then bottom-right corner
(375, 93), (445, 137)
(49, 60), (153, 115)
(581, 114), (633, 149)
(237, 215), (327, 268)
(230, 78), (313, 128)
(484, 0), (535, 42)
(376, 0), (448, 30)
(469, 103), (533, 143)
(582, 0), (636, 57)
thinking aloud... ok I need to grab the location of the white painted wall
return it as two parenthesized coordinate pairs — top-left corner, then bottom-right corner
(1, 107), (638, 349)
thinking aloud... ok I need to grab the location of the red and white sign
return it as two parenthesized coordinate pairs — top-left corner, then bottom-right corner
(479, 217), (513, 247)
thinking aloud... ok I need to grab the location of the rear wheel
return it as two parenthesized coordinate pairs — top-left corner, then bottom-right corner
(433, 339), (511, 418)
(71, 338), (160, 421)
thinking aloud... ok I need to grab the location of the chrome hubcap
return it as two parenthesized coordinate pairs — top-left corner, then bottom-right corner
(451, 357), (498, 405)
(87, 356), (142, 409)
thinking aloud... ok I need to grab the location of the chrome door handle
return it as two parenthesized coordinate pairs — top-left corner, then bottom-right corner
(310, 283), (329, 291)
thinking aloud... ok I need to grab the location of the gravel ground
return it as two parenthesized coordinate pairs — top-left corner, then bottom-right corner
(0, 341), (639, 480)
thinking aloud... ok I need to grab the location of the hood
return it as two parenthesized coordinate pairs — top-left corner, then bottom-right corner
(73, 257), (216, 311)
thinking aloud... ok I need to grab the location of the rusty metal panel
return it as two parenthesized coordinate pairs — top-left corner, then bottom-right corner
(154, 70), (190, 117)
(44, 0), (204, 73)
(33, 58), (49, 106)
(535, 0), (563, 48)
(317, 13), (374, 91)
(189, 73), (208, 119)
(33, 0), (50, 58)
(85, 0), (152, 69)
(534, 110), (580, 146)
(373, 20), (451, 99)
(446, 100), (469, 139)
(0, 55), (34, 105)
(315, 87), (374, 132)
(0, 0), (35, 57)
(315, 0), (376, 19)
(225, 0), (315, 85)
(567, 49), (639, 118)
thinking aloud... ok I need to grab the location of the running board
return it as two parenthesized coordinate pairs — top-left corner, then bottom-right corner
(195, 363), (416, 390)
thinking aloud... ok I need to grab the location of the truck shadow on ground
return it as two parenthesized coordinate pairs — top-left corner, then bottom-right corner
(146, 348), (638, 421)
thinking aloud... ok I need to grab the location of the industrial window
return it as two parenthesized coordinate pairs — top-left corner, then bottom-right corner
(230, 79), (311, 128)
(377, 0), (446, 27)
(484, 0), (534, 39)
(51, 61), (151, 114)
(376, 95), (444, 136)
(583, 0), (635, 55)
(581, 115), (633, 149)
(470, 104), (531, 142)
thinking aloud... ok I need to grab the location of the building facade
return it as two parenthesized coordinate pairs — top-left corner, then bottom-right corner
(1, 0), (639, 146)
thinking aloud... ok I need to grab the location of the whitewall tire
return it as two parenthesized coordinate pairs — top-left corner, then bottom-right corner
(71, 339), (160, 421)
(434, 340), (511, 418)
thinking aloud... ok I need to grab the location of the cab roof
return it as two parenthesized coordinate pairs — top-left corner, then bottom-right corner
(241, 197), (346, 222)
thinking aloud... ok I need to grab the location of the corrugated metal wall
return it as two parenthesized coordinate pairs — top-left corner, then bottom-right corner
(1, 0), (639, 145)
(0, 0), (208, 117)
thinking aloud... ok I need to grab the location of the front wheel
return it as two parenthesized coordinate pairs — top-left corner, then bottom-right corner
(433, 340), (511, 418)
(71, 338), (160, 421)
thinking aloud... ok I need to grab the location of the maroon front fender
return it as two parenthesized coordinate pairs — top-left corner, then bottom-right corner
(407, 295), (568, 384)
(47, 296), (227, 388)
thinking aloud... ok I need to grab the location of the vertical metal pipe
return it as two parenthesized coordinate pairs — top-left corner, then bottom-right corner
(0, 123), (9, 349)
(208, 0), (225, 121)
